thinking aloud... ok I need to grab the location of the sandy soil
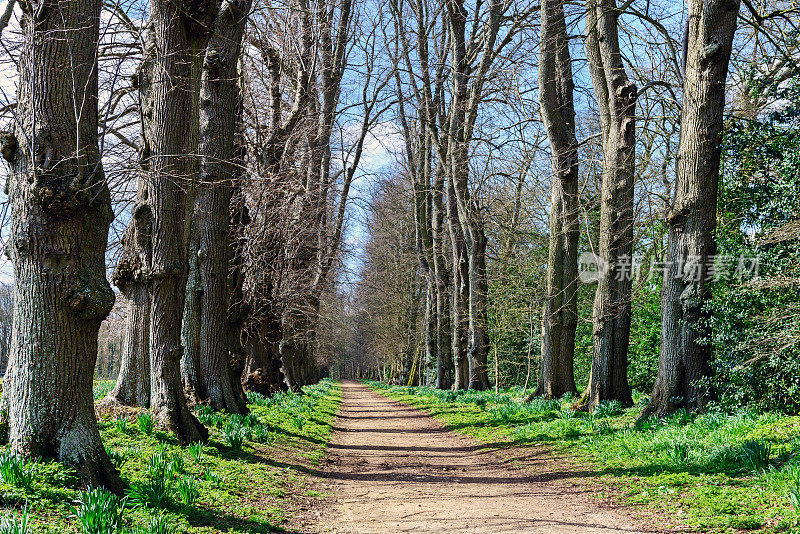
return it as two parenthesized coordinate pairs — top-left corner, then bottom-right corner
(313, 381), (675, 533)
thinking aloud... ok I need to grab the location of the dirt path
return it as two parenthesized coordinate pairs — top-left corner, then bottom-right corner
(314, 381), (666, 533)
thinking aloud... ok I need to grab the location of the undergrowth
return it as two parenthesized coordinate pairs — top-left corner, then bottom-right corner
(0, 379), (341, 534)
(366, 381), (800, 533)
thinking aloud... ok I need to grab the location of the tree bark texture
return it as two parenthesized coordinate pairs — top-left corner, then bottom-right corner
(644, 0), (740, 416)
(577, 0), (636, 410)
(193, 0), (252, 414)
(534, 0), (579, 399)
(2, 0), (123, 490)
(145, 0), (216, 442)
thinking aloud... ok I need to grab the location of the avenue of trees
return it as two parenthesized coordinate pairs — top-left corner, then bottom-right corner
(0, 0), (797, 491)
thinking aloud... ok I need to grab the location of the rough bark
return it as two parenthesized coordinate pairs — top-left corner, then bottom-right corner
(432, 167), (453, 389)
(644, 0), (740, 417)
(2, 0), (123, 490)
(107, 33), (156, 410)
(448, 177), (470, 390)
(145, 0), (216, 442)
(243, 315), (288, 396)
(193, 0), (252, 414)
(533, 0), (579, 399)
(576, 0), (636, 410)
(108, 211), (152, 408)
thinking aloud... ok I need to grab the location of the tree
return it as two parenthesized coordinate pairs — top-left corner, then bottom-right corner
(644, 0), (740, 416)
(143, 0), (216, 441)
(533, 0), (579, 399)
(576, 0), (636, 410)
(1, 0), (123, 489)
(192, 0), (253, 414)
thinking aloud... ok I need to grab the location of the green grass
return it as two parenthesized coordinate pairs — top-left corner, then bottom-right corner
(0, 379), (341, 534)
(365, 381), (800, 533)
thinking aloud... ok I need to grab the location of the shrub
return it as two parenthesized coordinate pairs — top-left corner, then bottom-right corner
(177, 476), (199, 506)
(0, 454), (33, 488)
(0, 507), (29, 534)
(72, 487), (126, 534)
(137, 413), (155, 435)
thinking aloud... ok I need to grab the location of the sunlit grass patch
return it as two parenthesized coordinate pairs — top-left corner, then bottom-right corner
(0, 379), (341, 534)
(366, 380), (800, 533)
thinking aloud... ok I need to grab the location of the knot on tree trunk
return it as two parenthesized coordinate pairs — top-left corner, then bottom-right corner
(68, 269), (115, 322)
(32, 159), (108, 218)
(0, 131), (17, 163)
(181, 0), (219, 38)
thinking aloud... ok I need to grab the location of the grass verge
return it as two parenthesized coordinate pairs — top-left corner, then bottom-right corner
(365, 381), (800, 533)
(0, 379), (341, 534)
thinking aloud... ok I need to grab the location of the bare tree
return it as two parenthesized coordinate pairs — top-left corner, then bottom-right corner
(533, 0), (579, 399)
(576, 0), (636, 410)
(644, 0), (740, 416)
(1, 0), (123, 489)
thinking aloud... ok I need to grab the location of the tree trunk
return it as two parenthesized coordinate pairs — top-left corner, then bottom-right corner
(181, 220), (203, 403)
(576, 0), (636, 411)
(533, 0), (579, 399)
(194, 0), (252, 415)
(108, 284), (151, 408)
(467, 225), (490, 390)
(448, 178), (470, 390)
(243, 315), (288, 396)
(145, 0), (215, 443)
(2, 0), (123, 490)
(430, 162), (453, 389)
(644, 0), (740, 417)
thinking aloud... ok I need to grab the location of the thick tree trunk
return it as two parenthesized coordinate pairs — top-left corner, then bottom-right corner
(145, 0), (215, 442)
(534, 0), (579, 399)
(2, 0), (123, 490)
(194, 0), (252, 415)
(576, 0), (636, 411)
(644, 0), (739, 417)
